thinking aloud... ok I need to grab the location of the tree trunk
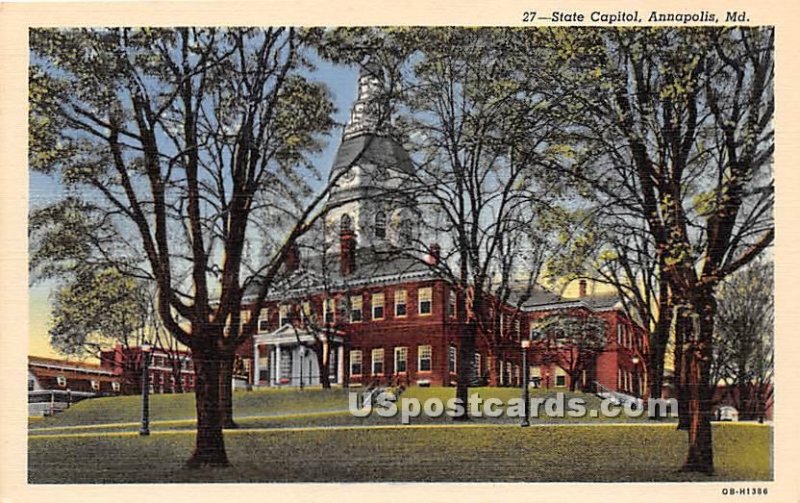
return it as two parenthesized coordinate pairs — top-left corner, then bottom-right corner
(316, 344), (331, 390)
(648, 309), (671, 418)
(569, 369), (579, 392)
(454, 318), (476, 421)
(219, 354), (238, 429)
(674, 308), (691, 430)
(187, 352), (230, 468)
(682, 296), (716, 475)
(737, 380), (752, 420)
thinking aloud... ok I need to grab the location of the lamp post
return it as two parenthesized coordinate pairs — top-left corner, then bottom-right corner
(299, 348), (304, 391)
(521, 339), (531, 427)
(631, 355), (640, 397)
(139, 343), (152, 436)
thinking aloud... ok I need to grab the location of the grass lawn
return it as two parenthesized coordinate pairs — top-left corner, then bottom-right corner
(28, 423), (771, 483)
(29, 386), (673, 434)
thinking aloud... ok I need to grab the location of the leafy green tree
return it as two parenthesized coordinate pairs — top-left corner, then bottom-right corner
(49, 268), (189, 393)
(29, 27), (344, 467)
(49, 269), (148, 357)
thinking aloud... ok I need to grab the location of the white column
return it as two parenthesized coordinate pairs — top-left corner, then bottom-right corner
(337, 345), (344, 384)
(269, 346), (274, 386)
(275, 344), (282, 386)
(253, 342), (259, 387)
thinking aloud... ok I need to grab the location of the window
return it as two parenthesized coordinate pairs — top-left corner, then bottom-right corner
(28, 378), (35, 391)
(112, 381), (120, 392)
(374, 212), (386, 239)
(474, 352), (481, 376)
(340, 214), (352, 233)
(324, 298), (335, 324)
(448, 290), (456, 318)
(617, 324), (624, 345)
(418, 345), (432, 372)
(555, 366), (567, 388)
(449, 345), (457, 373)
(279, 305), (289, 326)
(514, 319), (521, 341)
(418, 287), (432, 316)
(531, 366), (541, 388)
(240, 310), (251, 332)
(258, 308), (270, 333)
(91, 380), (100, 391)
(394, 347), (408, 373)
(372, 348), (384, 375)
(56, 376), (66, 388)
(395, 290), (407, 317)
(618, 369), (623, 390)
(302, 301), (311, 317)
(350, 295), (363, 322)
(372, 292), (385, 320)
(350, 350), (362, 376)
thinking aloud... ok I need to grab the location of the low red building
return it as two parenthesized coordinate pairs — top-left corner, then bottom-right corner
(28, 355), (121, 395)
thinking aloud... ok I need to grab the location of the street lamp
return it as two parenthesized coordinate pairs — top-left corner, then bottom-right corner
(299, 347), (305, 390)
(631, 355), (640, 397)
(139, 343), (152, 436)
(521, 339), (531, 427)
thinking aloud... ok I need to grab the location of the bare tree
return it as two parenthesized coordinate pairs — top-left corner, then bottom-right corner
(29, 27), (360, 467)
(712, 259), (773, 421)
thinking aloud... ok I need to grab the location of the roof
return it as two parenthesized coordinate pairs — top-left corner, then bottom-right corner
(243, 247), (436, 301)
(579, 292), (623, 311)
(507, 284), (564, 310)
(28, 356), (115, 376)
(329, 134), (414, 180)
(506, 283), (623, 313)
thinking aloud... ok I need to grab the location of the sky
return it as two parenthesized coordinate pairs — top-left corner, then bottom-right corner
(28, 51), (360, 359)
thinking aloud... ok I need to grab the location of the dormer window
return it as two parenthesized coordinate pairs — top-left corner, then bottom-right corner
(374, 212), (386, 239)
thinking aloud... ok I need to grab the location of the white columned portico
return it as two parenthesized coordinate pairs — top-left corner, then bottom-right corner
(254, 325), (344, 387)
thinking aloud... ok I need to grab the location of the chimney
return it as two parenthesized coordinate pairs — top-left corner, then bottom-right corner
(285, 244), (301, 273)
(425, 243), (441, 265)
(579, 279), (587, 298)
(340, 229), (357, 276)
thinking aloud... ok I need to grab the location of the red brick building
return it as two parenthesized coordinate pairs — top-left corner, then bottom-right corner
(99, 344), (196, 395)
(232, 66), (649, 396)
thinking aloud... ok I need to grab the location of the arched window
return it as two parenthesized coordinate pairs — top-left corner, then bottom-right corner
(374, 212), (386, 239)
(340, 214), (352, 233)
(399, 219), (413, 244)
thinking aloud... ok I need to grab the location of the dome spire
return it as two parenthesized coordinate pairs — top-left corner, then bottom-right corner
(343, 58), (386, 140)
